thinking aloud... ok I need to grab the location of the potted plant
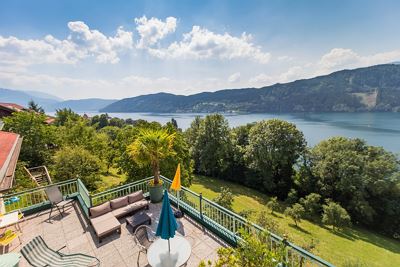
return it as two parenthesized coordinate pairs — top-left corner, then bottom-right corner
(128, 128), (176, 203)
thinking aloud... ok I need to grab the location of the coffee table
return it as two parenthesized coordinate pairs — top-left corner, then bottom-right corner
(126, 211), (151, 231)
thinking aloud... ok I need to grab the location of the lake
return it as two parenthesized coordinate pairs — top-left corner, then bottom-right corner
(62, 112), (400, 153)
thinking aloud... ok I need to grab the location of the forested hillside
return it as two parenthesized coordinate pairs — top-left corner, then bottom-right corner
(102, 64), (400, 113)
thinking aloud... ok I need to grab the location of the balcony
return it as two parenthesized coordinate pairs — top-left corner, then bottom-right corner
(1, 176), (334, 267)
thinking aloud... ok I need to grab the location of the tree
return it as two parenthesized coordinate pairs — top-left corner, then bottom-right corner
(28, 100), (44, 113)
(170, 118), (178, 129)
(285, 188), (298, 205)
(266, 197), (279, 214)
(245, 119), (306, 199)
(213, 187), (234, 210)
(300, 193), (321, 218)
(109, 117), (125, 128)
(298, 137), (400, 235)
(229, 124), (254, 184)
(284, 203), (305, 226)
(95, 113), (109, 129)
(99, 126), (122, 172)
(128, 128), (176, 184)
(3, 112), (56, 166)
(322, 201), (351, 230)
(54, 108), (80, 126)
(53, 146), (103, 190)
(185, 114), (232, 178)
(57, 119), (108, 160)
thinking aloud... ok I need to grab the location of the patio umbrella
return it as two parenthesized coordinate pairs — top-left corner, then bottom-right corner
(170, 163), (181, 210)
(156, 190), (178, 252)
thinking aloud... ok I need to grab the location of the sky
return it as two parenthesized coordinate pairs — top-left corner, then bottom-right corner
(1, 0), (400, 100)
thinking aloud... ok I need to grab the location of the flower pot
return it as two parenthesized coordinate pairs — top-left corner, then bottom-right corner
(148, 183), (164, 203)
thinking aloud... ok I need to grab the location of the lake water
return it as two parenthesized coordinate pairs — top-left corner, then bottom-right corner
(63, 112), (400, 153)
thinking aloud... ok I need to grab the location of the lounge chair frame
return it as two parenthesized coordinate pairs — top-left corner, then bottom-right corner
(21, 236), (100, 267)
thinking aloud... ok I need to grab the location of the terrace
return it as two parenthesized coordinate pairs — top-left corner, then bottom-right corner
(1, 176), (334, 267)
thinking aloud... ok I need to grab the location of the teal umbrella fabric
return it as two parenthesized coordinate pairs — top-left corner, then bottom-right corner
(156, 190), (178, 240)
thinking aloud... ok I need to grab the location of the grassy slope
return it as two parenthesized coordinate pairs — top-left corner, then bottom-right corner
(189, 175), (400, 267)
(95, 167), (127, 193)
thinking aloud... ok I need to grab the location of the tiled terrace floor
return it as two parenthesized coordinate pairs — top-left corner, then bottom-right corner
(2, 202), (226, 267)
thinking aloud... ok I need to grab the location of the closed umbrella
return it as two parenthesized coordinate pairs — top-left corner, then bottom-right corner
(170, 164), (182, 217)
(156, 190), (178, 252)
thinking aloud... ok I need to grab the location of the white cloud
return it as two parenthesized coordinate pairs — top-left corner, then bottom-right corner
(67, 21), (133, 63)
(318, 48), (360, 70)
(249, 73), (274, 86)
(249, 66), (307, 87)
(135, 16), (177, 48)
(0, 35), (83, 66)
(0, 21), (134, 67)
(277, 55), (293, 62)
(148, 26), (271, 64)
(317, 48), (400, 74)
(228, 72), (241, 83)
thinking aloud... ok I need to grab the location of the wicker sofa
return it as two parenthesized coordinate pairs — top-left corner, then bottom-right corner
(89, 190), (149, 242)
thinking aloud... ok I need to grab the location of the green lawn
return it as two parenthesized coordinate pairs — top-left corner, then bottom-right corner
(189, 175), (400, 267)
(95, 167), (127, 193)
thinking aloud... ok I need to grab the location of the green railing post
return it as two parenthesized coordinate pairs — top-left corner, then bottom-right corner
(199, 193), (203, 220)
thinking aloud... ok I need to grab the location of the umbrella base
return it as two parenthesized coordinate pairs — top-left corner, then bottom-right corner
(174, 210), (184, 218)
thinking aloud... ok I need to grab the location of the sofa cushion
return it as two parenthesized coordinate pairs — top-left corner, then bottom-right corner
(112, 199), (148, 218)
(90, 212), (114, 224)
(90, 202), (111, 218)
(129, 199), (148, 211)
(112, 205), (134, 218)
(90, 215), (120, 237)
(128, 190), (144, 203)
(110, 196), (129, 210)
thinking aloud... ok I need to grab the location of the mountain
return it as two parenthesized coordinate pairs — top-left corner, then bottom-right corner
(24, 90), (63, 101)
(50, 98), (117, 111)
(0, 88), (116, 112)
(0, 88), (59, 109)
(102, 64), (400, 113)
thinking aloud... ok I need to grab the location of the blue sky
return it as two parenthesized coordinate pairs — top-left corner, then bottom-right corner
(1, 0), (400, 99)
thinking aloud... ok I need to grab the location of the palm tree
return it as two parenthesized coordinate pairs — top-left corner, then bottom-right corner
(128, 128), (176, 184)
(28, 100), (45, 113)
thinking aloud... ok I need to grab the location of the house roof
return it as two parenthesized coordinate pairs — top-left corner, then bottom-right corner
(0, 103), (27, 112)
(0, 131), (23, 192)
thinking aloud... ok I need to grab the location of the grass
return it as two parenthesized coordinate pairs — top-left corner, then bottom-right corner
(189, 175), (400, 267)
(95, 167), (127, 193)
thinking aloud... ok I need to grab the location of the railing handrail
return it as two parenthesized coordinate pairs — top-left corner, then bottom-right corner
(2, 179), (77, 198)
(160, 175), (201, 197)
(90, 176), (153, 197)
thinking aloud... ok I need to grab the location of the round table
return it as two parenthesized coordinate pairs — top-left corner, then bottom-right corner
(0, 253), (21, 267)
(147, 235), (191, 267)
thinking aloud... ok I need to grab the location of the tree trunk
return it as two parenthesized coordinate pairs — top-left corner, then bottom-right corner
(153, 159), (160, 184)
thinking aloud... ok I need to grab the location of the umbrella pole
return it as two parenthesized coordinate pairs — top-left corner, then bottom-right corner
(177, 190), (180, 210)
(168, 239), (171, 252)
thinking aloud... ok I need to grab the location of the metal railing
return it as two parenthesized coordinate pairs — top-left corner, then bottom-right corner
(1, 175), (334, 267)
(160, 175), (334, 267)
(2, 179), (78, 213)
(90, 177), (150, 206)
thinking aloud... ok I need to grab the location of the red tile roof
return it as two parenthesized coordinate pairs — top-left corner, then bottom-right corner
(0, 131), (22, 192)
(0, 103), (26, 112)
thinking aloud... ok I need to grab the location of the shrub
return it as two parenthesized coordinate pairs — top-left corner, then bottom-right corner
(322, 201), (351, 230)
(213, 187), (234, 210)
(300, 193), (321, 218)
(284, 203), (305, 226)
(266, 197), (279, 214)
